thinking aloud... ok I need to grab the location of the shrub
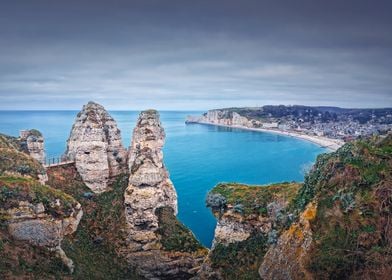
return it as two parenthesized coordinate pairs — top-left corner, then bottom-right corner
(206, 193), (227, 209)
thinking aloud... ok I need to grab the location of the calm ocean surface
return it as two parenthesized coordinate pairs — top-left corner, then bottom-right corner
(0, 110), (327, 247)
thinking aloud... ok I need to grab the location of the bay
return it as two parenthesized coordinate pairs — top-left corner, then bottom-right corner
(0, 110), (327, 247)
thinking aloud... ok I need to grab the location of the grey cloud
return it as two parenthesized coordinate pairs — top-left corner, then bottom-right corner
(0, 0), (391, 109)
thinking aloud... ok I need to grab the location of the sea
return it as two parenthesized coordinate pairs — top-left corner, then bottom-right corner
(0, 110), (327, 247)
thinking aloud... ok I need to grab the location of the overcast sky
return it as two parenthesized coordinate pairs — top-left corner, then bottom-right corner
(0, 0), (391, 110)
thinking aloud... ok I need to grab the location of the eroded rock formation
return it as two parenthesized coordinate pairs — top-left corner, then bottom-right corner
(124, 110), (206, 279)
(0, 175), (83, 273)
(199, 182), (301, 279)
(259, 202), (316, 280)
(65, 101), (127, 193)
(19, 129), (46, 165)
(186, 109), (262, 128)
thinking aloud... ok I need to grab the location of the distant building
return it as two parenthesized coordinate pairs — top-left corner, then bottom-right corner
(262, 122), (278, 128)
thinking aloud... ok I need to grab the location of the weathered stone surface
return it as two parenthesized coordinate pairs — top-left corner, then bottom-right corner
(7, 201), (82, 247)
(124, 110), (205, 279)
(186, 109), (261, 128)
(125, 110), (177, 252)
(259, 202), (316, 280)
(65, 101), (127, 193)
(5, 199), (83, 273)
(19, 129), (46, 165)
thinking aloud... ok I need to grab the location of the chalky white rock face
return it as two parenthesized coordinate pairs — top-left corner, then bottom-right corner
(186, 109), (262, 128)
(65, 101), (127, 193)
(125, 110), (177, 252)
(19, 130), (46, 164)
(6, 200), (83, 273)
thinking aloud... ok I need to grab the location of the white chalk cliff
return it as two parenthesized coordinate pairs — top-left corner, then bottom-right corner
(124, 110), (206, 279)
(65, 101), (127, 193)
(125, 109), (177, 252)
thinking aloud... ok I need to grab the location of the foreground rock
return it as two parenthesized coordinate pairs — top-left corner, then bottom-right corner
(259, 135), (392, 280)
(200, 135), (392, 280)
(200, 182), (301, 279)
(124, 110), (207, 279)
(65, 101), (127, 193)
(0, 172), (82, 273)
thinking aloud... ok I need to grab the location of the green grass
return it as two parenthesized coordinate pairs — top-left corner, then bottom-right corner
(209, 182), (301, 216)
(0, 175), (77, 217)
(0, 133), (45, 178)
(301, 135), (392, 279)
(155, 206), (205, 253)
(210, 233), (268, 279)
(58, 174), (141, 279)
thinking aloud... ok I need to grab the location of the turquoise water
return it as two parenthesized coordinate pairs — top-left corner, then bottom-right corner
(0, 111), (327, 247)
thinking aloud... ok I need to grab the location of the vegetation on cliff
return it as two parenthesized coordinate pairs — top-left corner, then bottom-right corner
(155, 206), (206, 253)
(206, 135), (391, 280)
(47, 165), (141, 279)
(208, 182), (301, 217)
(289, 135), (392, 279)
(205, 182), (301, 279)
(0, 134), (45, 178)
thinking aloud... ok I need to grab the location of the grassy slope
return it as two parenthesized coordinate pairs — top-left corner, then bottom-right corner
(0, 175), (76, 279)
(0, 134), (45, 178)
(290, 135), (392, 279)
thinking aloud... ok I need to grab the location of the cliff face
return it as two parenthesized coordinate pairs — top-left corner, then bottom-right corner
(202, 135), (392, 280)
(124, 110), (206, 279)
(187, 109), (262, 128)
(19, 129), (46, 165)
(259, 135), (392, 280)
(1, 178), (83, 273)
(0, 134), (83, 274)
(65, 101), (127, 193)
(200, 182), (301, 279)
(259, 202), (316, 280)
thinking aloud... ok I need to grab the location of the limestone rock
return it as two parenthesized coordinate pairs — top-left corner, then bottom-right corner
(258, 202), (316, 280)
(4, 194), (83, 273)
(125, 110), (177, 251)
(124, 110), (205, 279)
(186, 109), (262, 128)
(19, 129), (46, 165)
(65, 101), (127, 193)
(6, 201), (82, 247)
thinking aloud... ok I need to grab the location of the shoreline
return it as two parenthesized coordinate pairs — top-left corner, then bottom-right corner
(188, 121), (345, 151)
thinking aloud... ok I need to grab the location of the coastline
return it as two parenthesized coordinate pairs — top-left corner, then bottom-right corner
(188, 121), (345, 151)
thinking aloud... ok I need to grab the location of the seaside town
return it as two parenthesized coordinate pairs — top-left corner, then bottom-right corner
(256, 106), (392, 141)
(187, 106), (392, 146)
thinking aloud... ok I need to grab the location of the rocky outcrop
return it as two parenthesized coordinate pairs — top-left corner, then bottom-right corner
(125, 110), (177, 251)
(19, 129), (46, 164)
(124, 110), (206, 279)
(198, 183), (301, 279)
(65, 101), (127, 193)
(186, 109), (262, 128)
(259, 202), (316, 280)
(0, 176), (83, 273)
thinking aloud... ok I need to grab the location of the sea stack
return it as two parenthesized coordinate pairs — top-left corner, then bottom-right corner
(19, 129), (46, 165)
(125, 109), (177, 251)
(124, 110), (206, 279)
(65, 101), (127, 193)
